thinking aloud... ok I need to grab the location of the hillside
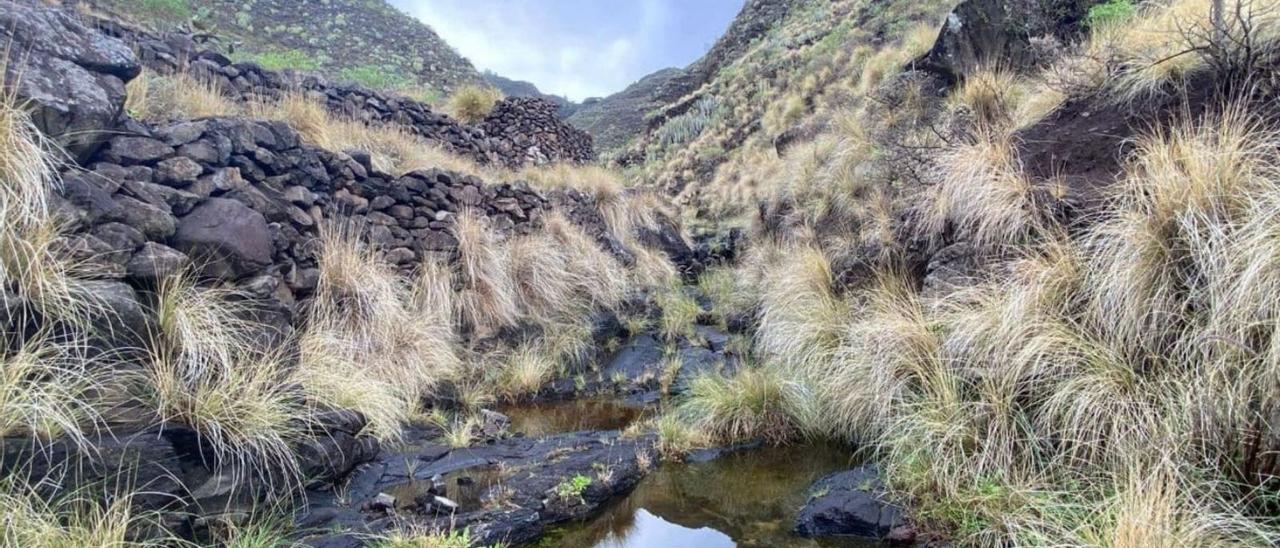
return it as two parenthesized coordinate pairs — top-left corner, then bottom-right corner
(83, 0), (484, 95)
(566, 67), (684, 152)
(569, 0), (803, 154)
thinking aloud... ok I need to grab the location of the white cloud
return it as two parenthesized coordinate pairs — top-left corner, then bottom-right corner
(393, 0), (671, 101)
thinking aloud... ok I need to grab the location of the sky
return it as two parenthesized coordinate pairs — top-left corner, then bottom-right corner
(390, 0), (744, 101)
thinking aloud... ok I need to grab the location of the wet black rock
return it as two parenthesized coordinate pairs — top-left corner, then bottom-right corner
(299, 429), (657, 547)
(794, 465), (907, 540)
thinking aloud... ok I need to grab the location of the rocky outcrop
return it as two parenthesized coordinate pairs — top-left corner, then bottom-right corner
(568, 68), (685, 152)
(1, 1), (140, 161)
(916, 0), (1098, 84)
(794, 466), (911, 541)
(1, 411), (378, 535)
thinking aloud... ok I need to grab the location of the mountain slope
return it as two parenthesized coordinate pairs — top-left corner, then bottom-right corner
(85, 0), (483, 94)
(569, 0), (803, 154)
(567, 67), (684, 153)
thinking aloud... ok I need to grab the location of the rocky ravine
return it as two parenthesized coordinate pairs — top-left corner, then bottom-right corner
(0, 0), (677, 540)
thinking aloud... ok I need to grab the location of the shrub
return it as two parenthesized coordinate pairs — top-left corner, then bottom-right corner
(444, 85), (504, 124)
(654, 96), (722, 148)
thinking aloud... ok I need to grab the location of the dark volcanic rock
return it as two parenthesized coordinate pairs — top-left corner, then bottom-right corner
(173, 198), (275, 279)
(794, 465), (906, 540)
(601, 334), (665, 390)
(0, 1), (139, 161)
(299, 430), (657, 547)
(916, 0), (1095, 84)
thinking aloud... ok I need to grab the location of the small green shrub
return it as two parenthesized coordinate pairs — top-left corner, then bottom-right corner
(555, 474), (592, 502)
(654, 96), (722, 148)
(1085, 0), (1136, 29)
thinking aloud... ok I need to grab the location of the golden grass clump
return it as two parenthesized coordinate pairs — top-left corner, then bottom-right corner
(144, 272), (304, 483)
(655, 284), (701, 342)
(444, 85), (504, 124)
(297, 225), (460, 441)
(754, 246), (850, 371)
(494, 342), (558, 401)
(451, 211), (519, 335)
(0, 333), (104, 445)
(926, 127), (1042, 249)
(127, 70), (238, 122)
(0, 86), (110, 448)
(677, 365), (800, 445)
(0, 479), (162, 548)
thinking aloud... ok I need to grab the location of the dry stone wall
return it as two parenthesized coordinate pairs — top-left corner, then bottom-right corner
(88, 15), (595, 167)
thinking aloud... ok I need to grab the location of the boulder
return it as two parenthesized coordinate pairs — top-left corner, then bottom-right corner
(82, 280), (150, 344)
(0, 2), (139, 161)
(173, 198), (274, 279)
(126, 242), (189, 284)
(794, 466), (907, 540)
(916, 0), (1095, 84)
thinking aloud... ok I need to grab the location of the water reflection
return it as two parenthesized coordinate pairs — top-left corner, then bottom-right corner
(500, 398), (648, 436)
(540, 443), (874, 547)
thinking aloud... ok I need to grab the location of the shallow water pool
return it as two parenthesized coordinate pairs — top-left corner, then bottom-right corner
(537, 443), (874, 547)
(499, 398), (649, 436)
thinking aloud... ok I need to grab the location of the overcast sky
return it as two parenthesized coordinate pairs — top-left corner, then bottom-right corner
(389, 0), (743, 101)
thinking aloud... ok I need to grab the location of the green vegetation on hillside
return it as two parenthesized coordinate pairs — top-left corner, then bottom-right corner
(88, 0), (483, 94)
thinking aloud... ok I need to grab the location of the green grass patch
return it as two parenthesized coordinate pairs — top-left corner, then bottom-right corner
(1085, 0), (1136, 29)
(138, 0), (191, 21)
(339, 64), (412, 90)
(234, 49), (322, 72)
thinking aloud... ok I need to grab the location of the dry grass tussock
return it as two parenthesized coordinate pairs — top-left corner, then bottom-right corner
(444, 85), (504, 124)
(0, 85), (112, 448)
(297, 224), (460, 441)
(739, 106), (1280, 543)
(0, 477), (170, 547)
(143, 271), (305, 486)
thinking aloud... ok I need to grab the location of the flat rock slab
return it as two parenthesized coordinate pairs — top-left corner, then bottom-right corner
(301, 430), (657, 547)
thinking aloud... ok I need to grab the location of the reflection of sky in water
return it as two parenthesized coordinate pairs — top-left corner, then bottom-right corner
(598, 509), (735, 548)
